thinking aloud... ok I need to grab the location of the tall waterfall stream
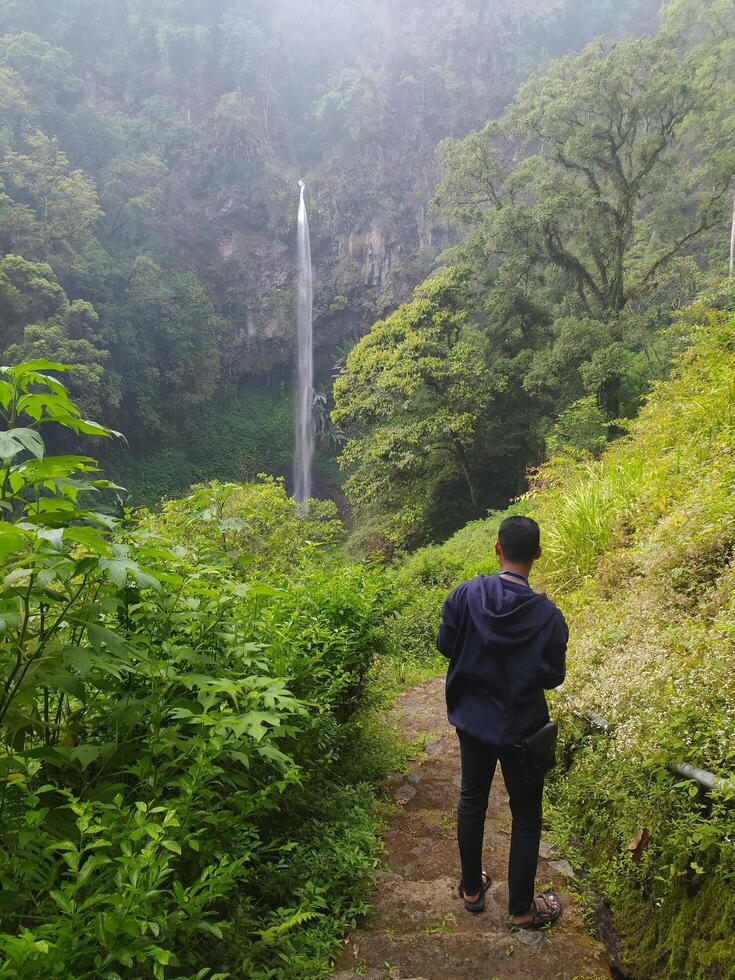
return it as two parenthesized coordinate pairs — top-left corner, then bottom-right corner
(294, 180), (313, 506)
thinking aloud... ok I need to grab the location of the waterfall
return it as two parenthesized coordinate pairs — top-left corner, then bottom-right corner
(294, 179), (313, 506)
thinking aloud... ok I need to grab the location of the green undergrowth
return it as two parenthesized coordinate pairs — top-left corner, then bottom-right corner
(103, 387), (340, 509)
(0, 370), (407, 979)
(369, 650), (445, 702)
(395, 294), (735, 978)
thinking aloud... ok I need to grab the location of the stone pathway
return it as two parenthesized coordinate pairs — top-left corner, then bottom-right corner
(333, 676), (610, 980)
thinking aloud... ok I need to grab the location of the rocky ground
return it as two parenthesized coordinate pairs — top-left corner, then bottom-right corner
(333, 676), (611, 980)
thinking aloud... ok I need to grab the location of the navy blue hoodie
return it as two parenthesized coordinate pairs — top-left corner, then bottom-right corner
(437, 574), (567, 746)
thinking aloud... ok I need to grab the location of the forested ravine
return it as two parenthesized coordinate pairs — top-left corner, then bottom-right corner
(0, 0), (663, 510)
(1, 0), (735, 978)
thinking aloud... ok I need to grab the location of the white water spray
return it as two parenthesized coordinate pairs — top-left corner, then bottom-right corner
(294, 179), (313, 505)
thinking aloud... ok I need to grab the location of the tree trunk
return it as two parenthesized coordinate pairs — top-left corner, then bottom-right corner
(453, 441), (480, 512)
(730, 186), (735, 277)
(599, 373), (621, 422)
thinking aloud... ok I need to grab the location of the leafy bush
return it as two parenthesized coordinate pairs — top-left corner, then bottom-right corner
(545, 396), (610, 457)
(143, 477), (342, 575)
(0, 362), (394, 978)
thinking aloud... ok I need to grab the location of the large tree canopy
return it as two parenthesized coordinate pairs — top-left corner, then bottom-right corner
(334, 1), (735, 546)
(333, 268), (537, 547)
(435, 26), (734, 314)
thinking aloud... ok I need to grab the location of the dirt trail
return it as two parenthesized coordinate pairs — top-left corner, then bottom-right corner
(333, 676), (610, 980)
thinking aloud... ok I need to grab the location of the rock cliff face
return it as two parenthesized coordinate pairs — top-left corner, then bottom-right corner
(344, 210), (443, 286)
(307, 201), (455, 378)
(346, 222), (395, 288)
(218, 189), (454, 384)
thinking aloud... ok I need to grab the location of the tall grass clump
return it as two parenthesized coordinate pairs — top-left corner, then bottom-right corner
(538, 456), (646, 588)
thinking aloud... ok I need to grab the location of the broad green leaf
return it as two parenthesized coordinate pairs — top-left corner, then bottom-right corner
(0, 381), (14, 410)
(13, 360), (71, 374)
(38, 527), (64, 549)
(98, 558), (132, 587)
(229, 710), (282, 741)
(3, 567), (32, 588)
(219, 517), (246, 532)
(0, 428), (45, 462)
(49, 890), (75, 915)
(16, 393), (73, 423)
(65, 527), (113, 555)
(70, 744), (103, 770)
(85, 623), (131, 658)
(255, 743), (293, 770)
(36, 498), (75, 514)
(43, 670), (85, 701)
(0, 524), (28, 559)
(246, 584), (286, 597)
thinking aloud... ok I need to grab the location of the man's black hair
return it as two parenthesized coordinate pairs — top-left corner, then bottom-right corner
(497, 515), (540, 562)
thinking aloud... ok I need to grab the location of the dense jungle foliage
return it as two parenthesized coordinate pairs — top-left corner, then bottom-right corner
(0, 0), (662, 501)
(334, 0), (735, 547)
(0, 363), (403, 977)
(392, 288), (735, 978)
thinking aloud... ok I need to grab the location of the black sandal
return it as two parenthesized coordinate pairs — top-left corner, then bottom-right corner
(458, 871), (491, 913)
(510, 891), (563, 930)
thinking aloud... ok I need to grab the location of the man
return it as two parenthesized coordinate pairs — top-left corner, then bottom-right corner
(437, 515), (567, 928)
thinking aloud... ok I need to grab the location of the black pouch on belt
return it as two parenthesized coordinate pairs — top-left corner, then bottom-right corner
(517, 721), (558, 774)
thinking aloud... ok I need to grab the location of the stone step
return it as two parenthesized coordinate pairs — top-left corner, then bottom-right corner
(332, 676), (611, 980)
(337, 927), (608, 980)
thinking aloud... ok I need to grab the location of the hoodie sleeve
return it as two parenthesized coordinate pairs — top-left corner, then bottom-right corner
(541, 608), (568, 689)
(436, 589), (460, 659)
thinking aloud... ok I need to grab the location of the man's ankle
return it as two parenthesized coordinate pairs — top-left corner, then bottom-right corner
(510, 903), (534, 921)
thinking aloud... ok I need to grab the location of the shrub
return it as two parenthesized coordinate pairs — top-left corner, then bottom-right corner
(0, 362), (395, 978)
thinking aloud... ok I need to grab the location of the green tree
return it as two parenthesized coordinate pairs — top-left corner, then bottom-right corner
(435, 18), (735, 416)
(0, 256), (111, 417)
(0, 130), (102, 258)
(545, 395), (610, 457)
(335, 6), (735, 545)
(333, 268), (521, 546)
(4, 313), (111, 419)
(106, 257), (224, 438)
(0, 64), (31, 158)
(0, 32), (82, 120)
(98, 152), (165, 246)
(0, 253), (66, 341)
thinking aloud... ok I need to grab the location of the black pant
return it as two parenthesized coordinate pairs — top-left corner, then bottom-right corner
(457, 730), (544, 916)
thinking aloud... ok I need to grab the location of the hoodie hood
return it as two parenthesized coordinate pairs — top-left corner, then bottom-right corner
(465, 574), (556, 647)
(438, 572), (568, 744)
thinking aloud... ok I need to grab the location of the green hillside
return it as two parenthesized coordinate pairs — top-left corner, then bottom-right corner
(394, 290), (735, 978)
